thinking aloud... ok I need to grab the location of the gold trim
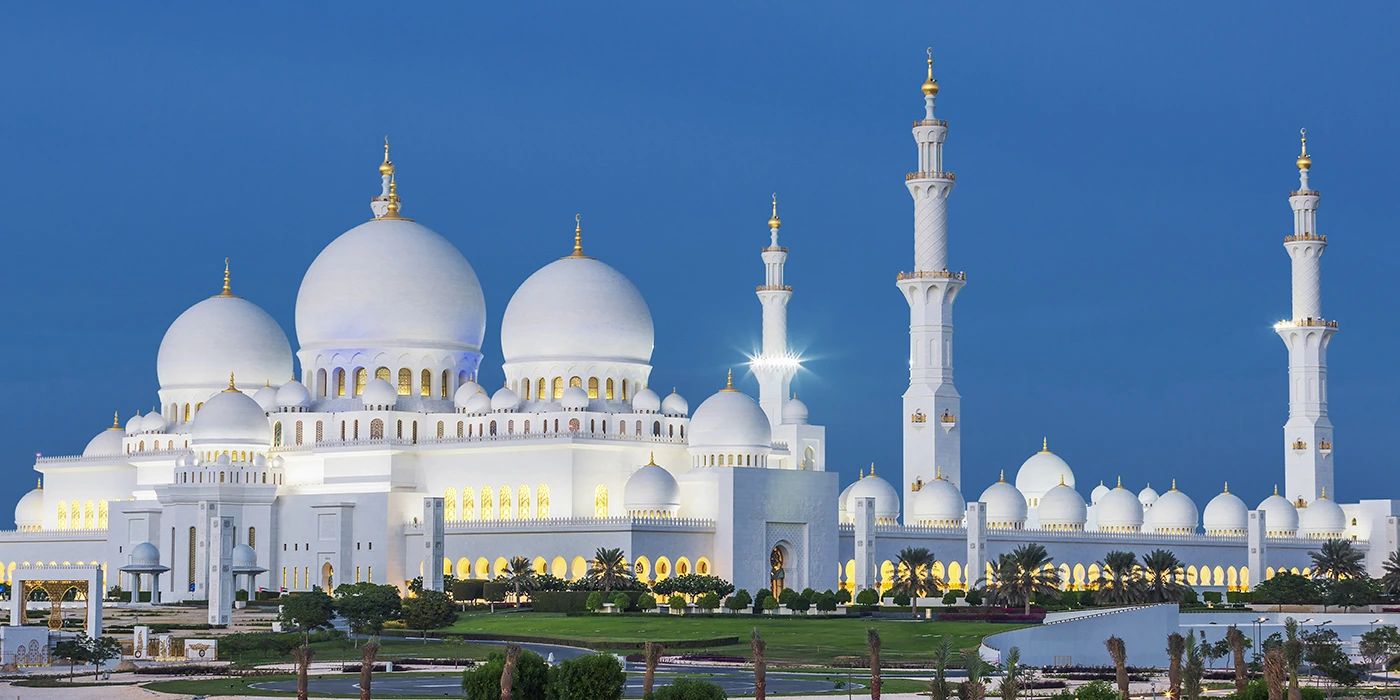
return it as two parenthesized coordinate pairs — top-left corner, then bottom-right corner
(768, 193), (781, 231)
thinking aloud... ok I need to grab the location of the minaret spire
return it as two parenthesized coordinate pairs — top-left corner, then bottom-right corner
(753, 193), (797, 426)
(1278, 127), (1335, 503)
(900, 48), (964, 494)
(565, 214), (592, 259)
(215, 258), (239, 298)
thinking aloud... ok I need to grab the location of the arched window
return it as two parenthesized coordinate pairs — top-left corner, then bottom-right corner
(97, 500), (108, 529)
(441, 370), (451, 398)
(376, 366), (391, 382)
(183, 403), (191, 422)
(445, 488), (457, 520)
(622, 379), (629, 401)
(508, 420), (515, 434)
(669, 425), (674, 438)
(538, 484), (550, 519)
(396, 420), (403, 439)
(490, 421), (497, 436)
(518, 485), (531, 520)
(620, 421), (627, 435)
(316, 369), (327, 397)
(436, 421), (445, 439)
(397, 368), (412, 395)
(369, 419), (383, 439)
(295, 421), (303, 445)
(587, 377), (599, 399)
(248, 527), (256, 549)
(606, 378), (615, 400)
(652, 421), (661, 436)
(354, 368), (367, 395)
(342, 421), (347, 440)
(188, 527), (197, 584)
(569, 376), (582, 389)
(421, 369), (432, 397)
(590, 419), (596, 433)
(83, 502), (95, 528)
(499, 486), (511, 520)
(594, 484), (609, 517)
(411, 421), (418, 443)
(524, 420), (530, 433)
(56, 501), (68, 530)
(635, 420), (642, 434)
(569, 418), (580, 433)
(522, 380), (531, 401)
(463, 487), (476, 521)
(552, 377), (564, 399)
(456, 421), (463, 437)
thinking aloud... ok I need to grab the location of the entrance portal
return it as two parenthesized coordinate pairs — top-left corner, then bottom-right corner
(321, 562), (334, 591)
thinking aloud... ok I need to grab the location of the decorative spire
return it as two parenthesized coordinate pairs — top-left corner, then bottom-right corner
(111, 411), (120, 429)
(1320, 486), (1328, 499)
(721, 368), (737, 392)
(1297, 128), (1312, 171)
(1274, 484), (1279, 496)
(1116, 475), (1122, 488)
(860, 467), (864, 479)
(870, 462), (876, 476)
(224, 373), (240, 393)
(215, 258), (238, 298)
(646, 452), (657, 466)
(381, 176), (407, 219)
(998, 469), (1005, 483)
(935, 465), (942, 480)
(768, 193), (781, 231)
(1223, 481), (1229, 494)
(1040, 437), (1049, 453)
(565, 214), (591, 259)
(1171, 478), (1178, 491)
(380, 136), (395, 176)
(921, 47), (939, 97)
(1058, 474), (1065, 486)
(37, 477), (41, 490)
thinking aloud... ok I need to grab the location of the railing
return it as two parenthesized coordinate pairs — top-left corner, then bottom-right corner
(1290, 189), (1319, 197)
(912, 119), (948, 127)
(762, 246), (788, 253)
(906, 171), (956, 181)
(37, 447), (190, 464)
(405, 515), (716, 533)
(1284, 232), (1326, 243)
(1277, 317), (1339, 329)
(755, 285), (793, 292)
(273, 430), (688, 453)
(896, 270), (967, 281)
(835, 522), (1367, 546)
(0, 528), (109, 539)
(771, 441), (789, 450)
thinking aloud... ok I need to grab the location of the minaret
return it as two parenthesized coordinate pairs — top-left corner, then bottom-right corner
(371, 136), (395, 218)
(899, 49), (964, 495)
(1277, 128), (1336, 503)
(754, 194), (796, 426)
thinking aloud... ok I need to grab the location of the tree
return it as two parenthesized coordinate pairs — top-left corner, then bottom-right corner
(1093, 551), (1143, 606)
(986, 544), (1060, 615)
(359, 639), (380, 700)
(280, 588), (337, 642)
(502, 643), (523, 700)
(643, 642), (665, 697)
(996, 646), (1021, 700)
(1184, 631), (1205, 700)
(751, 628), (766, 700)
(462, 649), (550, 700)
(53, 637), (87, 681)
(82, 634), (120, 680)
(868, 628), (882, 700)
(638, 593), (658, 611)
(585, 591), (603, 612)
(1360, 625), (1400, 678)
(1141, 549), (1185, 603)
(402, 588), (457, 642)
(1105, 636), (1129, 700)
(589, 548), (631, 594)
(334, 582), (402, 646)
(1381, 551), (1400, 595)
(1255, 573), (1321, 609)
(1263, 647), (1288, 700)
(292, 644), (315, 700)
(1283, 617), (1303, 700)
(504, 557), (537, 603)
(649, 677), (727, 700)
(1308, 539), (1366, 581)
(551, 653), (626, 700)
(1302, 627), (1365, 688)
(930, 636), (955, 700)
(1226, 625), (1249, 696)
(1322, 576), (1375, 611)
(891, 547), (943, 618)
(959, 647), (991, 700)
(855, 588), (880, 606)
(727, 589), (752, 611)
(815, 593), (838, 613)
(1167, 632), (1185, 700)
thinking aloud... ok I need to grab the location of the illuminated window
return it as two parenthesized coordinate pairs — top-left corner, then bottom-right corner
(57, 501), (67, 530)
(552, 377), (564, 399)
(367, 566), (372, 583)
(456, 421), (463, 438)
(537, 378), (546, 400)
(336, 369), (346, 397)
(480, 486), (492, 520)
(316, 369), (327, 397)
(606, 378), (615, 400)
(570, 376), (582, 389)
(273, 422), (283, 446)
(83, 500), (94, 529)
(588, 377), (599, 399)
(295, 421), (303, 445)
(398, 368), (412, 395)
(370, 419), (384, 439)
(183, 403), (191, 421)
(421, 369), (432, 397)
(569, 418), (580, 433)
(441, 370), (450, 398)
(188, 527), (197, 584)
(354, 368), (367, 395)
(445, 488), (457, 520)
(622, 379), (629, 401)
(518, 485), (530, 520)
(71, 502), (80, 528)
(594, 484), (609, 517)
(97, 500), (108, 529)
(248, 527), (256, 549)
(376, 367), (391, 382)
(499, 486), (511, 520)
(538, 484), (550, 519)
(463, 487), (476, 521)
(522, 380), (531, 401)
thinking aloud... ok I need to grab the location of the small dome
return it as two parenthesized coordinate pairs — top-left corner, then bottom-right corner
(130, 542), (161, 567)
(838, 480), (858, 516)
(910, 476), (964, 527)
(125, 414), (143, 436)
(561, 386), (590, 410)
(1015, 441), (1075, 503)
(231, 543), (258, 569)
(500, 255), (653, 366)
(782, 396), (809, 425)
(1138, 484), (1160, 508)
(454, 381), (482, 408)
(252, 384), (280, 412)
(361, 378), (398, 409)
(158, 293), (293, 396)
(688, 384), (772, 451)
(141, 411), (166, 433)
(14, 485), (43, 529)
(979, 474), (1028, 529)
(83, 426), (125, 457)
(277, 380), (311, 409)
(1150, 483), (1199, 534)
(271, 455), (285, 469)
(1202, 485), (1248, 535)
(1300, 492), (1346, 538)
(191, 387), (272, 445)
(1096, 483), (1145, 532)
(624, 457), (681, 515)
(1037, 483), (1088, 530)
(462, 391), (492, 416)
(491, 386), (520, 412)
(661, 390), (689, 416)
(632, 387), (661, 413)
(845, 471), (901, 524)
(1090, 481), (1110, 505)
(1258, 489), (1300, 537)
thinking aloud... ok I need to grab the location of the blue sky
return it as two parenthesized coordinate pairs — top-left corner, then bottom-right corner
(3, 3), (1397, 524)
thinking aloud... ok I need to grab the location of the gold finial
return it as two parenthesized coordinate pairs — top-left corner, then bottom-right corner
(380, 136), (395, 176)
(1274, 484), (1279, 496)
(1297, 128), (1312, 170)
(565, 214), (592, 259)
(112, 411), (120, 429)
(215, 258), (238, 298)
(922, 47), (939, 97)
(1223, 481), (1229, 494)
(860, 467), (864, 479)
(647, 452), (657, 466)
(1171, 478), (1178, 491)
(721, 368), (737, 392)
(1058, 474), (1065, 486)
(37, 477), (42, 490)
(223, 372), (240, 393)
(383, 177), (403, 217)
(1320, 486), (1327, 499)
(999, 469), (1005, 483)
(1117, 475), (1122, 489)
(870, 462), (876, 476)
(1040, 437), (1049, 453)
(935, 465), (942, 480)
(768, 193), (781, 231)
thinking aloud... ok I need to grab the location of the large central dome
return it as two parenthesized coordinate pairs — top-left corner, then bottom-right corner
(501, 253), (653, 365)
(296, 218), (486, 353)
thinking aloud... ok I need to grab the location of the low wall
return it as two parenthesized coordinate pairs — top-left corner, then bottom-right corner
(982, 604), (1179, 668)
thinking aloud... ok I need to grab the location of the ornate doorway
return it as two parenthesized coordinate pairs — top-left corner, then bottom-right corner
(769, 545), (787, 597)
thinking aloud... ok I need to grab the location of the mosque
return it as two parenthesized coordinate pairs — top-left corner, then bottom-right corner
(3, 55), (1395, 605)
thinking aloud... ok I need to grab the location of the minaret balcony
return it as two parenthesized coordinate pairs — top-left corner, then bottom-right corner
(1284, 232), (1327, 243)
(912, 119), (948, 127)
(1275, 318), (1339, 330)
(1289, 189), (1320, 197)
(906, 171), (955, 181)
(756, 285), (793, 292)
(896, 270), (966, 281)
(1291, 439), (1308, 453)
(939, 410), (956, 432)
(1318, 440), (1332, 456)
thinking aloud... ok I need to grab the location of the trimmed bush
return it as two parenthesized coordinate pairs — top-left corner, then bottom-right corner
(788, 595), (811, 613)
(855, 588), (879, 605)
(461, 649), (550, 700)
(964, 588), (984, 606)
(585, 591), (604, 612)
(1203, 591), (1223, 605)
(761, 596), (779, 612)
(695, 592), (720, 611)
(638, 593), (658, 611)
(668, 594), (687, 610)
(891, 591), (911, 607)
(483, 582), (509, 603)
(650, 676), (728, 700)
(611, 591), (630, 610)
(725, 589), (752, 611)
(550, 652), (626, 700)
(778, 588), (797, 606)
(532, 591), (595, 613)
(835, 588), (852, 604)
(1226, 590), (1253, 604)
(815, 594), (838, 613)
(453, 579), (486, 602)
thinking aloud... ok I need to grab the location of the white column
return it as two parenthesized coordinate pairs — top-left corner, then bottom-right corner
(423, 497), (445, 592)
(965, 502), (987, 592)
(1247, 510), (1266, 590)
(853, 497), (877, 592)
(207, 515), (234, 625)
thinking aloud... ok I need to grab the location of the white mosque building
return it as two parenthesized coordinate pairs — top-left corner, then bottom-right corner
(3, 56), (1397, 605)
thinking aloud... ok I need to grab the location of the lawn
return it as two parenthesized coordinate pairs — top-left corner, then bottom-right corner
(444, 611), (1015, 665)
(223, 637), (497, 665)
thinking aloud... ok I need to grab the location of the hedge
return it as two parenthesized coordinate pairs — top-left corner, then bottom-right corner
(454, 580), (485, 601)
(381, 629), (739, 651)
(532, 591), (595, 613)
(483, 582), (509, 602)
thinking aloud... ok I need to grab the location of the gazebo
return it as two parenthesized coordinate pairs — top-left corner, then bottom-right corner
(231, 544), (267, 600)
(118, 542), (170, 604)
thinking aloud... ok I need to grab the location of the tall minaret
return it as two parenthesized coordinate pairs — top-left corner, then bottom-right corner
(754, 194), (796, 427)
(899, 48), (964, 497)
(1277, 128), (1336, 503)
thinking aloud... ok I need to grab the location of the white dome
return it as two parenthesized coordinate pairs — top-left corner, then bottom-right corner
(141, 411), (166, 433)
(125, 414), (143, 436)
(1037, 483), (1088, 530)
(1201, 486), (1249, 535)
(845, 472), (901, 524)
(14, 485), (43, 528)
(83, 426), (125, 457)
(910, 477), (964, 527)
(296, 218), (486, 355)
(1096, 484), (1145, 532)
(782, 396), (809, 425)
(688, 385), (772, 450)
(252, 384), (279, 412)
(491, 387), (520, 412)
(561, 386), (590, 410)
(632, 387), (661, 413)
(623, 459), (681, 515)
(361, 378), (398, 409)
(462, 390), (491, 415)
(1300, 494), (1346, 538)
(1258, 490), (1300, 537)
(979, 475), (1028, 529)
(1015, 443), (1075, 502)
(277, 380), (311, 409)
(271, 455), (285, 469)
(1150, 484), (1199, 534)
(1138, 485), (1160, 508)
(157, 293), (292, 394)
(453, 381), (482, 408)
(231, 543), (258, 570)
(191, 388), (272, 445)
(129, 542), (161, 568)
(838, 480), (858, 517)
(500, 255), (653, 365)
(661, 390), (688, 416)
(1090, 481), (1110, 505)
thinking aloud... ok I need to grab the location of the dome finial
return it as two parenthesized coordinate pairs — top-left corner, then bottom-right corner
(860, 467), (864, 479)
(112, 410), (120, 429)
(1040, 437), (1049, 453)
(1223, 481), (1229, 494)
(935, 465), (942, 480)
(922, 47), (939, 97)
(224, 372), (240, 393)
(870, 462), (876, 476)
(1320, 486), (1327, 499)
(1171, 478), (1178, 491)
(381, 176), (409, 220)
(1058, 473), (1065, 486)
(566, 214), (592, 259)
(647, 452), (657, 467)
(999, 469), (1005, 483)
(1116, 475), (1122, 489)
(1297, 128), (1312, 171)
(380, 135), (395, 176)
(768, 193), (781, 231)
(215, 257), (239, 298)
(1274, 484), (1279, 496)
(721, 368), (737, 392)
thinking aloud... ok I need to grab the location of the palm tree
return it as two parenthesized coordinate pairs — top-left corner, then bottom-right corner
(1309, 539), (1366, 580)
(1094, 551), (1144, 605)
(1263, 647), (1287, 700)
(501, 643), (522, 700)
(930, 636), (956, 700)
(996, 646), (1021, 700)
(359, 639), (379, 700)
(292, 644), (314, 700)
(1381, 551), (1400, 594)
(1142, 549), (1184, 603)
(892, 547), (944, 617)
(1105, 636), (1129, 700)
(751, 628), (766, 700)
(1283, 617), (1303, 700)
(868, 628), (883, 700)
(1167, 632), (1185, 700)
(505, 557), (536, 602)
(989, 544), (1060, 615)
(1184, 632), (1204, 700)
(1225, 626), (1248, 696)
(589, 547), (630, 594)
(959, 647), (991, 700)
(643, 642), (664, 697)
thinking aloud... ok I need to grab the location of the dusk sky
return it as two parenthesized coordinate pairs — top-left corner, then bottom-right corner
(3, 3), (1397, 524)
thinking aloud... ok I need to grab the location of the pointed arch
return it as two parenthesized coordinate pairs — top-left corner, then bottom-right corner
(537, 484), (550, 519)
(594, 484), (609, 517)
(444, 488), (457, 521)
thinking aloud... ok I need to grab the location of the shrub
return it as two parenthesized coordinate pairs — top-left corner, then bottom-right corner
(532, 591), (595, 613)
(483, 582), (509, 603)
(815, 594), (838, 612)
(892, 591), (911, 607)
(1180, 587), (1199, 605)
(1049, 680), (1117, 700)
(235, 589), (249, 602)
(1203, 591), (1223, 605)
(726, 589), (752, 611)
(835, 589), (852, 604)
(788, 595), (811, 613)
(550, 652), (626, 700)
(696, 593), (720, 611)
(752, 589), (772, 615)
(453, 579), (485, 602)
(761, 596), (780, 612)
(1228, 678), (1325, 700)
(1227, 590), (1253, 604)
(650, 676), (728, 700)
(855, 588), (880, 606)
(585, 591), (604, 612)
(461, 649), (550, 700)
(638, 593), (658, 611)
(611, 591), (631, 610)
(800, 588), (818, 600)
(668, 594), (687, 610)
(778, 588), (797, 606)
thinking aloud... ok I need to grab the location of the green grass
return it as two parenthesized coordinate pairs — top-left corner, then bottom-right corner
(222, 637), (497, 665)
(444, 611), (1016, 665)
